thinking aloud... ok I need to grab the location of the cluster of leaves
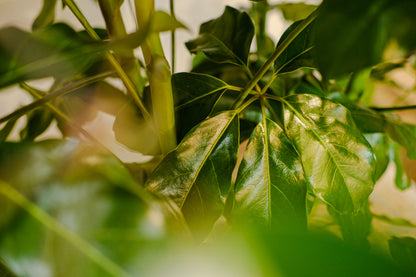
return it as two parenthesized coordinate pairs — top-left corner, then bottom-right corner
(1, 0), (416, 276)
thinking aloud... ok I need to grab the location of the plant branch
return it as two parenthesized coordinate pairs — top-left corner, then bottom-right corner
(135, 0), (177, 155)
(0, 71), (114, 124)
(62, 0), (151, 122)
(371, 105), (416, 112)
(232, 9), (318, 109)
(170, 0), (176, 73)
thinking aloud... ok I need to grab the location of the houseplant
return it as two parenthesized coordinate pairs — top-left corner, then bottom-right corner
(1, 0), (416, 275)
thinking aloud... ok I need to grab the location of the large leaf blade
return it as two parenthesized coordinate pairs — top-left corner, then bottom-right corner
(172, 72), (229, 139)
(146, 111), (239, 237)
(281, 94), (375, 213)
(233, 117), (307, 228)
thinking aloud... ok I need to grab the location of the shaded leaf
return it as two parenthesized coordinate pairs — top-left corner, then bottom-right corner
(389, 236), (416, 273)
(19, 108), (54, 141)
(280, 94), (375, 213)
(313, 0), (416, 78)
(233, 117), (307, 228)
(274, 19), (315, 74)
(391, 142), (411, 190)
(384, 114), (416, 160)
(186, 6), (254, 65)
(146, 111), (239, 238)
(0, 24), (105, 88)
(365, 133), (390, 181)
(172, 72), (229, 140)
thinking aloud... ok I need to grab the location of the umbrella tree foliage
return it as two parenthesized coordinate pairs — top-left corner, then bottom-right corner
(1, 0), (416, 276)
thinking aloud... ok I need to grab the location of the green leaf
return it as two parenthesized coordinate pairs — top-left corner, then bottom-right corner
(32, 0), (58, 30)
(280, 94), (375, 213)
(146, 111), (239, 238)
(233, 117), (307, 228)
(274, 19), (315, 74)
(313, 0), (416, 78)
(0, 140), (180, 276)
(384, 114), (416, 160)
(277, 3), (318, 22)
(391, 142), (411, 190)
(172, 72), (229, 140)
(389, 236), (416, 273)
(185, 6), (254, 65)
(0, 24), (105, 88)
(365, 133), (390, 181)
(151, 11), (188, 32)
(19, 108), (54, 141)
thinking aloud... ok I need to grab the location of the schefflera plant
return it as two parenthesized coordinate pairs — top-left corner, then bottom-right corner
(146, 5), (376, 239)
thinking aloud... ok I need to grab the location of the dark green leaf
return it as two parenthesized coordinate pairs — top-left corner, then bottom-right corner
(19, 108), (54, 141)
(172, 72), (229, 140)
(313, 0), (416, 78)
(0, 24), (105, 88)
(0, 259), (16, 277)
(185, 6), (254, 65)
(146, 111), (239, 238)
(233, 117), (307, 228)
(281, 94), (375, 213)
(274, 19), (315, 74)
(32, 0), (58, 30)
(389, 236), (416, 273)
(277, 3), (318, 21)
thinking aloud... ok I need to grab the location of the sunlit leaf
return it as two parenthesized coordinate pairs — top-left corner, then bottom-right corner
(146, 111), (239, 238)
(277, 3), (318, 22)
(280, 94), (375, 213)
(233, 117), (307, 228)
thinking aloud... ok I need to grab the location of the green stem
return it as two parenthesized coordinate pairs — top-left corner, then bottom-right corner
(253, 0), (269, 57)
(62, 0), (151, 122)
(98, 0), (145, 97)
(232, 9), (318, 109)
(371, 105), (416, 112)
(170, 0), (176, 73)
(0, 180), (130, 277)
(135, 0), (177, 155)
(0, 71), (113, 124)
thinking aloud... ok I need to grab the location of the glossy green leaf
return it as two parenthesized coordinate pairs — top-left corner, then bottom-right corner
(281, 94), (375, 213)
(32, 0), (58, 30)
(233, 117), (307, 228)
(185, 6), (254, 66)
(0, 24), (105, 88)
(172, 72), (229, 140)
(389, 236), (416, 273)
(0, 140), (181, 276)
(314, 0), (416, 78)
(274, 19), (315, 74)
(277, 3), (318, 22)
(146, 111), (239, 237)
